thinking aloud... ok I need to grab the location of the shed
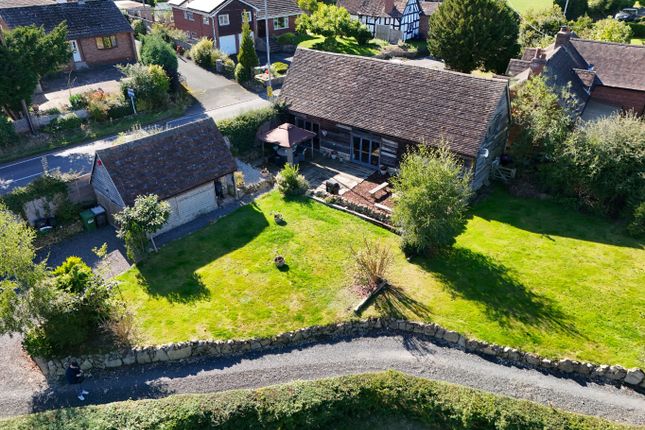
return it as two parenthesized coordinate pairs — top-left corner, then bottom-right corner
(90, 118), (237, 235)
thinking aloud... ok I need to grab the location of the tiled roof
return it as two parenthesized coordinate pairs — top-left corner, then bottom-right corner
(280, 48), (508, 158)
(247, 0), (301, 18)
(419, 1), (440, 15)
(0, 0), (52, 8)
(0, 0), (132, 39)
(96, 118), (237, 206)
(541, 46), (590, 114)
(506, 59), (530, 77)
(337, 0), (409, 18)
(570, 39), (645, 92)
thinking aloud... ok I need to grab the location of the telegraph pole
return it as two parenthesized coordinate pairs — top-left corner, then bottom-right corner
(263, 0), (273, 100)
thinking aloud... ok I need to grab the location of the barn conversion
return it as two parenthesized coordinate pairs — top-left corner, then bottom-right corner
(90, 118), (237, 235)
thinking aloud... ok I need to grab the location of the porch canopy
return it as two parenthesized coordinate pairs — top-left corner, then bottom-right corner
(258, 123), (316, 164)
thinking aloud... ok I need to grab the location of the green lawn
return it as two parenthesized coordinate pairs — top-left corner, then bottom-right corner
(631, 38), (644, 45)
(507, 0), (553, 13)
(118, 189), (644, 367)
(298, 36), (387, 57)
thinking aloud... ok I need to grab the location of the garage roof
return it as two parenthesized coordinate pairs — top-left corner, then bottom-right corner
(95, 118), (237, 206)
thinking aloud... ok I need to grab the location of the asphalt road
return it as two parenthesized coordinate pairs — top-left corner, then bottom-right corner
(0, 59), (270, 195)
(2, 335), (643, 425)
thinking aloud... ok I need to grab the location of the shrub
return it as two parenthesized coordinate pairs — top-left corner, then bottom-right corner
(588, 0), (632, 18)
(348, 19), (373, 45)
(217, 106), (281, 157)
(392, 144), (473, 255)
(628, 22), (645, 38)
(1, 371), (631, 429)
(627, 202), (645, 237)
(149, 22), (187, 44)
(45, 112), (82, 133)
(119, 63), (170, 112)
(190, 37), (215, 69)
(271, 61), (289, 76)
(132, 18), (147, 39)
(235, 14), (259, 84)
(276, 163), (309, 195)
(1, 174), (68, 216)
(351, 238), (393, 291)
(581, 17), (633, 43)
(140, 34), (178, 84)
(519, 5), (567, 48)
(276, 32), (299, 45)
(68, 93), (88, 110)
(0, 115), (16, 147)
(52, 256), (94, 294)
(115, 194), (171, 261)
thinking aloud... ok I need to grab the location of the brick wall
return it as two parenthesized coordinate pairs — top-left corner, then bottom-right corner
(590, 86), (645, 116)
(78, 32), (137, 66)
(172, 7), (213, 40)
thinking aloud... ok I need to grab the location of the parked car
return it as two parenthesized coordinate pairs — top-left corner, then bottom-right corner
(614, 7), (645, 22)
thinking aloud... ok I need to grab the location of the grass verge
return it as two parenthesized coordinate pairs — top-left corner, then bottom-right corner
(1, 371), (637, 430)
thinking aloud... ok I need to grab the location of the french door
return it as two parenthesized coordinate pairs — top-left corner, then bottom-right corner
(295, 117), (320, 149)
(352, 136), (380, 166)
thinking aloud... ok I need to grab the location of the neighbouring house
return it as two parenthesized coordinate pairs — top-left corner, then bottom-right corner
(337, 0), (423, 42)
(90, 118), (238, 235)
(0, 0), (137, 70)
(168, 0), (301, 55)
(418, 1), (440, 39)
(280, 48), (511, 190)
(114, 0), (155, 22)
(506, 26), (645, 120)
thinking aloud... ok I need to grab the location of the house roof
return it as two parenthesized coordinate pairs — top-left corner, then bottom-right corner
(419, 1), (440, 16)
(169, 0), (300, 18)
(0, 0), (53, 8)
(541, 46), (590, 114)
(337, 0), (410, 18)
(95, 118), (237, 206)
(570, 39), (645, 92)
(280, 48), (509, 158)
(0, 0), (132, 39)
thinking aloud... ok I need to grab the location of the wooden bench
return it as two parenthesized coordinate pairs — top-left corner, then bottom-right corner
(369, 181), (389, 196)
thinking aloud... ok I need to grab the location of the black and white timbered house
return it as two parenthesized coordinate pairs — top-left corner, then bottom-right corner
(337, 0), (421, 42)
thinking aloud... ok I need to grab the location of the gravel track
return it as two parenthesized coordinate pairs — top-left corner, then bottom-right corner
(1, 335), (643, 425)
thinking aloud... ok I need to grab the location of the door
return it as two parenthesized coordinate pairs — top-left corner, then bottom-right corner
(352, 136), (380, 166)
(69, 40), (82, 62)
(219, 35), (237, 55)
(295, 117), (320, 150)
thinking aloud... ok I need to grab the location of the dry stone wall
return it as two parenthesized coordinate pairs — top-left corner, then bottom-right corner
(35, 318), (645, 390)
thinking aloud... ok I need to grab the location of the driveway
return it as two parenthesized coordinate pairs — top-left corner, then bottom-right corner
(34, 65), (124, 111)
(1, 335), (643, 424)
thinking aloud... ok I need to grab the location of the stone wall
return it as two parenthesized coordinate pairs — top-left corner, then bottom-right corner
(35, 318), (645, 390)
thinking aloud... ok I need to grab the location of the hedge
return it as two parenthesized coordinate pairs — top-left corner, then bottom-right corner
(627, 22), (645, 38)
(216, 105), (285, 159)
(1, 372), (637, 430)
(1, 174), (68, 216)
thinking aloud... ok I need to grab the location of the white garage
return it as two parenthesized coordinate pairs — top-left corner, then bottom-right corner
(91, 117), (238, 236)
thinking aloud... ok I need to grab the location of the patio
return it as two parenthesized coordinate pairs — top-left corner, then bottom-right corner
(299, 155), (375, 195)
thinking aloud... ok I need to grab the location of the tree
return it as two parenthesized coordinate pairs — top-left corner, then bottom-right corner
(297, 0), (319, 14)
(140, 34), (178, 87)
(555, 0), (588, 19)
(235, 12), (260, 84)
(427, 0), (520, 74)
(115, 194), (171, 261)
(119, 63), (170, 111)
(296, 4), (356, 46)
(519, 5), (567, 48)
(132, 19), (147, 39)
(588, 0), (632, 19)
(581, 18), (632, 43)
(509, 75), (576, 165)
(391, 144), (473, 255)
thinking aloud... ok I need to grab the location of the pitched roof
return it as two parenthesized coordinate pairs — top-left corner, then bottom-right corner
(280, 48), (509, 158)
(247, 0), (301, 18)
(419, 1), (439, 16)
(541, 46), (590, 114)
(570, 39), (645, 92)
(0, 0), (132, 39)
(0, 0), (52, 8)
(95, 118), (237, 206)
(337, 0), (410, 18)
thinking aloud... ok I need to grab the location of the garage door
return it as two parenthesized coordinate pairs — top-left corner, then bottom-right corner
(219, 35), (237, 55)
(156, 183), (217, 235)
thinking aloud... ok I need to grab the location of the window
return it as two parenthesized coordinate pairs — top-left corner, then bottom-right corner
(241, 11), (252, 23)
(273, 16), (288, 30)
(95, 35), (117, 50)
(218, 14), (230, 26)
(184, 10), (194, 21)
(203, 15), (209, 25)
(189, 31), (198, 40)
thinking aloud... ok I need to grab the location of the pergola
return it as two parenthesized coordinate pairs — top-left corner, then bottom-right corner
(258, 123), (316, 164)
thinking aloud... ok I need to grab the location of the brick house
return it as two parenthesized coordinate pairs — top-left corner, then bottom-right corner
(0, 0), (137, 70)
(168, 0), (301, 55)
(280, 48), (511, 191)
(506, 27), (645, 120)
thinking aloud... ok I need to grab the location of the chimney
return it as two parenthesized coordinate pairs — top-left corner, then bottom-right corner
(555, 25), (571, 48)
(529, 48), (547, 76)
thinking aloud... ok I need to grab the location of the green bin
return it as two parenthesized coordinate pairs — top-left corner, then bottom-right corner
(79, 209), (97, 232)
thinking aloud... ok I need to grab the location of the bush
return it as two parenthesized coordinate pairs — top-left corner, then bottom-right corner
(0, 115), (17, 147)
(1, 174), (68, 216)
(348, 19), (372, 45)
(351, 238), (393, 291)
(271, 61), (289, 76)
(52, 256), (94, 294)
(235, 15), (259, 84)
(276, 32), (299, 45)
(150, 22), (187, 44)
(392, 144), (473, 255)
(119, 63), (170, 112)
(190, 37), (215, 69)
(519, 5), (567, 48)
(628, 22), (645, 38)
(1, 371), (631, 429)
(140, 34), (178, 84)
(627, 201), (645, 237)
(581, 17), (633, 43)
(588, 0), (632, 18)
(45, 113), (82, 133)
(132, 19), (147, 39)
(217, 106), (282, 157)
(276, 163), (309, 195)
(68, 93), (88, 110)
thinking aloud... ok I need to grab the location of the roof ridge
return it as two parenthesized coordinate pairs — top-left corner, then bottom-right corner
(572, 38), (645, 49)
(295, 48), (509, 85)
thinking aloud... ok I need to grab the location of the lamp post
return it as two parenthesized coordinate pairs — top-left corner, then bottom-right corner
(263, 0), (273, 100)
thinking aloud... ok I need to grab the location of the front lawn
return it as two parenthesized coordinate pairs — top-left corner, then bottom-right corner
(298, 36), (387, 57)
(118, 189), (644, 367)
(507, 0), (552, 13)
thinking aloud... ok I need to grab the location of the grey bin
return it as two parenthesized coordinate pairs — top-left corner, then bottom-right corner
(91, 206), (108, 228)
